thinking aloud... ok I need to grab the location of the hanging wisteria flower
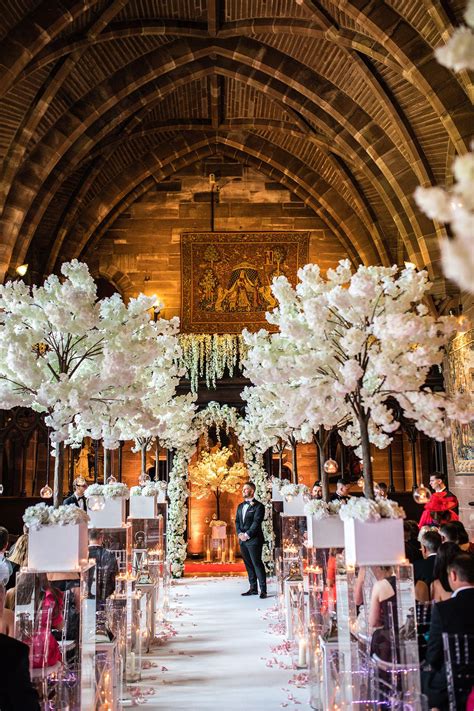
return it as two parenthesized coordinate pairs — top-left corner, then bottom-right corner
(23, 503), (89, 529)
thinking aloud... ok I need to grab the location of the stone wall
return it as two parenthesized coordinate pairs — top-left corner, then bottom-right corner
(85, 159), (351, 319)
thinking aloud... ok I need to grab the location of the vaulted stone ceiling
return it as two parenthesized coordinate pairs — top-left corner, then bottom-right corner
(0, 0), (471, 298)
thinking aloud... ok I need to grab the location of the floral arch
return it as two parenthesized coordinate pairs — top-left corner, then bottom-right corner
(166, 401), (274, 577)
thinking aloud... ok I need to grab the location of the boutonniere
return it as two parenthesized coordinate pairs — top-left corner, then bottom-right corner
(249, 501), (255, 506)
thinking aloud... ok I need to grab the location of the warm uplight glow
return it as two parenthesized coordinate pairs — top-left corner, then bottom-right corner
(16, 263), (28, 276)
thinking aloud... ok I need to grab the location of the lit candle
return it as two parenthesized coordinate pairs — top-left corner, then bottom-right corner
(221, 550), (226, 563)
(229, 549), (234, 563)
(297, 638), (307, 667)
(129, 651), (136, 674)
(206, 548), (211, 562)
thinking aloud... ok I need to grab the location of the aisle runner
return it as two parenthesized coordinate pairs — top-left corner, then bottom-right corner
(129, 576), (308, 710)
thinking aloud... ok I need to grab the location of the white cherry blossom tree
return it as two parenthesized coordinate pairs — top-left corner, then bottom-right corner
(244, 261), (473, 499)
(415, 0), (474, 293)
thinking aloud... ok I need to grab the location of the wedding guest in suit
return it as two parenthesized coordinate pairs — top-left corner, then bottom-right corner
(330, 478), (351, 503)
(440, 521), (474, 553)
(63, 477), (88, 511)
(404, 520), (423, 564)
(414, 530), (441, 601)
(423, 553), (474, 709)
(0, 633), (40, 710)
(235, 482), (267, 599)
(88, 529), (118, 607)
(311, 481), (323, 500)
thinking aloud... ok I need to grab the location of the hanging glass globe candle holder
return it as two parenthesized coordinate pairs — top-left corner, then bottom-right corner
(40, 485), (53, 499)
(323, 459), (339, 474)
(0, 484), (4, 495)
(106, 475), (117, 485)
(88, 495), (106, 512)
(413, 484), (431, 505)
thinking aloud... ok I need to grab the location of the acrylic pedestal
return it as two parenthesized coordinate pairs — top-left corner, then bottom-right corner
(14, 563), (96, 710)
(28, 521), (89, 572)
(95, 638), (122, 711)
(92, 524), (132, 574)
(129, 494), (157, 519)
(106, 587), (145, 683)
(283, 493), (306, 515)
(334, 560), (421, 708)
(88, 498), (127, 528)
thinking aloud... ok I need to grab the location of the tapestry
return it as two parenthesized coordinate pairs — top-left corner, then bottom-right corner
(446, 328), (474, 474)
(180, 232), (310, 333)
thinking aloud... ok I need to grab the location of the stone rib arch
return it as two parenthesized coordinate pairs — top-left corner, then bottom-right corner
(4, 41), (434, 278)
(57, 136), (372, 269)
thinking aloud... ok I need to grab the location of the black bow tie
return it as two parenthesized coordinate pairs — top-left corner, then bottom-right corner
(77, 496), (85, 502)
(244, 500), (254, 504)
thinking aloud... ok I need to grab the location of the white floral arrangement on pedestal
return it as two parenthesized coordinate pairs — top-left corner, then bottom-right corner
(85, 483), (129, 499)
(338, 497), (405, 523)
(278, 482), (309, 501)
(24, 503), (89, 530)
(304, 499), (342, 520)
(130, 481), (167, 497)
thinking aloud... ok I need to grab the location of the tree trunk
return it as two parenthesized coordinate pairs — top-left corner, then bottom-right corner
(141, 444), (147, 479)
(103, 445), (108, 484)
(315, 426), (330, 503)
(359, 411), (374, 499)
(53, 441), (64, 508)
(290, 439), (298, 484)
(215, 489), (221, 519)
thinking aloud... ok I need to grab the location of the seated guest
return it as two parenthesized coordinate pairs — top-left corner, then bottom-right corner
(404, 520), (423, 563)
(414, 530), (441, 602)
(0, 527), (12, 587)
(330, 478), (351, 503)
(431, 542), (460, 602)
(0, 584), (14, 637)
(0, 633), (40, 710)
(16, 572), (64, 668)
(368, 566), (399, 662)
(63, 477), (88, 511)
(423, 553), (474, 710)
(6, 528), (28, 591)
(88, 529), (119, 607)
(440, 521), (474, 553)
(311, 481), (323, 500)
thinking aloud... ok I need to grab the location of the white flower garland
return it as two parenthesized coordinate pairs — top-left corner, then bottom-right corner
(84, 482), (129, 499)
(24, 503), (89, 530)
(165, 400), (275, 577)
(338, 497), (405, 523)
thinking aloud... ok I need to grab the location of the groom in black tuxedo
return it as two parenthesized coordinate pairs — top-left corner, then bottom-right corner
(236, 482), (267, 598)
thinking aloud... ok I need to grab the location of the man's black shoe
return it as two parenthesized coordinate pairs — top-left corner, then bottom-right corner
(259, 592), (267, 599)
(241, 589), (258, 596)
